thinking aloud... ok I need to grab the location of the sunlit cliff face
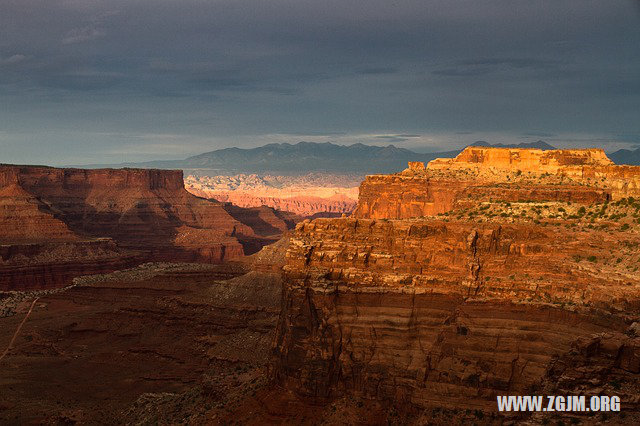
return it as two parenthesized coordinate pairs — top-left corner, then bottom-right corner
(273, 147), (640, 417)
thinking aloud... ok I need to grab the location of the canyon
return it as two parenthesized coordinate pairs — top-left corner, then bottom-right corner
(0, 165), (294, 291)
(1, 147), (640, 424)
(185, 173), (360, 217)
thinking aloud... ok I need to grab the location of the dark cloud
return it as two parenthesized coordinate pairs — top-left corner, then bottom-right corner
(523, 132), (556, 138)
(432, 57), (561, 77)
(616, 134), (640, 143)
(357, 67), (398, 75)
(374, 135), (408, 143)
(0, 0), (639, 164)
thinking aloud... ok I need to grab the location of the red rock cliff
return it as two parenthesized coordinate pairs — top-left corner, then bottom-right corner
(0, 165), (250, 259)
(274, 218), (640, 413)
(274, 151), (640, 419)
(0, 165), (295, 289)
(354, 147), (638, 219)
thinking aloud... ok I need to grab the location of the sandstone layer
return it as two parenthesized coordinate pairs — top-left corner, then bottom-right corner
(0, 240), (141, 291)
(354, 147), (640, 219)
(273, 147), (640, 421)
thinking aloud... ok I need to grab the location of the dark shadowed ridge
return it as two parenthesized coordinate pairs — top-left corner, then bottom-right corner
(74, 142), (440, 174)
(72, 140), (579, 175)
(608, 147), (640, 165)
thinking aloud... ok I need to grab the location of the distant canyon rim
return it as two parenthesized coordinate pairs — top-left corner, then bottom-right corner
(184, 173), (361, 217)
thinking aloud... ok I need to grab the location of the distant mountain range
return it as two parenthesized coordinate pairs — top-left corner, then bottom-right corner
(76, 140), (640, 174)
(608, 147), (640, 165)
(79, 142), (436, 174)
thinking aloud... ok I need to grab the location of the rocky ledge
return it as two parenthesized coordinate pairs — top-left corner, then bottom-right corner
(273, 148), (640, 421)
(354, 147), (640, 219)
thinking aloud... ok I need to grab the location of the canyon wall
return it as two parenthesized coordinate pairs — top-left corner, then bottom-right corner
(353, 175), (609, 219)
(0, 240), (141, 291)
(274, 218), (640, 412)
(355, 147), (639, 219)
(1, 166), (244, 247)
(273, 148), (640, 418)
(0, 165), (293, 290)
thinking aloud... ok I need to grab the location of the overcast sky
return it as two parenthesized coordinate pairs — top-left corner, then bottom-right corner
(1, 0), (639, 165)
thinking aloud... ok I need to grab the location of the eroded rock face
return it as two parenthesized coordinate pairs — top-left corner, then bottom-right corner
(432, 147), (614, 170)
(0, 166), (246, 251)
(0, 165), (292, 289)
(274, 148), (640, 416)
(354, 148), (640, 219)
(274, 218), (640, 411)
(0, 240), (141, 291)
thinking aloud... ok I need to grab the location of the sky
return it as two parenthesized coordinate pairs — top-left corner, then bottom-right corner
(1, 0), (639, 165)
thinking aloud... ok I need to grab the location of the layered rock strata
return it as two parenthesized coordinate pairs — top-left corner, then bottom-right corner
(274, 148), (640, 419)
(274, 218), (640, 413)
(354, 147), (640, 219)
(0, 240), (141, 291)
(0, 165), (292, 289)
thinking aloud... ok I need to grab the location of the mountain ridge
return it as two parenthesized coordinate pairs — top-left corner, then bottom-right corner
(609, 146), (640, 165)
(70, 140), (638, 174)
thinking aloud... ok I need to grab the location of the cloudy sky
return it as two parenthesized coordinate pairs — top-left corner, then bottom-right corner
(1, 0), (639, 165)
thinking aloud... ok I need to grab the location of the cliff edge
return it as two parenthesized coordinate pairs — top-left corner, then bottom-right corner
(273, 147), (640, 422)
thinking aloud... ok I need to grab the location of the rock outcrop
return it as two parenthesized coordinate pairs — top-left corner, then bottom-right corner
(0, 240), (141, 291)
(354, 147), (640, 219)
(273, 148), (640, 419)
(0, 165), (293, 290)
(429, 146), (614, 171)
(274, 218), (640, 410)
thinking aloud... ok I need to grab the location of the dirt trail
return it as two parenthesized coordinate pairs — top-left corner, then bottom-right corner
(0, 297), (38, 363)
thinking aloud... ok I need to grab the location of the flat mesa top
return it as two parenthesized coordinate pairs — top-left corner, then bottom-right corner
(430, 146), (614, 169)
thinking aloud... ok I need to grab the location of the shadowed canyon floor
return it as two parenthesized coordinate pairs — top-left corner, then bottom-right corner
(0, 262), (277, 424)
